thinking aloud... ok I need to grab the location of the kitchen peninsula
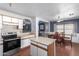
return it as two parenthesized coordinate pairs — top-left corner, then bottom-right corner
(30, 37), (56, 56)
(16, 32), (56, 56)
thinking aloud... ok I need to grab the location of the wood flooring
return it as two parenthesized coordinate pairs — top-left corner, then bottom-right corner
(15, 42), (79, 56)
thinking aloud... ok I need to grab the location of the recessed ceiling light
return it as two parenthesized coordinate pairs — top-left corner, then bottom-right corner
(9, 3), (12, 7)
(69, 13), (74, 16)
(58, 16), (60, 19)
(57, 19), (63, 22)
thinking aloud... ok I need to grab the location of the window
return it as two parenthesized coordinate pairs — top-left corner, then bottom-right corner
(56, 24), (64, 32)
(65, 24), (74, 34)
(56, 24), (74, 34)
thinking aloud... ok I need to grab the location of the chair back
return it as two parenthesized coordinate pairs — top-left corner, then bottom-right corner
(53, 32), (59, 39)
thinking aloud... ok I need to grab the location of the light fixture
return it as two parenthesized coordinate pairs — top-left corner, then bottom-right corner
(57, 16), (63, 22)
(57, 19), (63, 22)
(58, 16), (60, 19)
(69, 13), (74, 16)
(9, 3), (12, 7)
(57, 20), (61, 22)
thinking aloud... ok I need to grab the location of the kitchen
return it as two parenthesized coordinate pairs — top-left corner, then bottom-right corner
(0, 5), (55, 56)
(0, 3), (79, 56)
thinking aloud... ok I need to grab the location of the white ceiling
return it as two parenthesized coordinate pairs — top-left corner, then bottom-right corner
(0, 3), (79, 21)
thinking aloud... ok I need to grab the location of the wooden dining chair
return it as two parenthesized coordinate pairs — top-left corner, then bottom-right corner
(64, 34), (72, 47)
(54, 32), (65, 46)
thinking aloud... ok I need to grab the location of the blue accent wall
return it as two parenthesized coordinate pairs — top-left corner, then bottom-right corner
(50, 22), (53, 32)
(50, 19), (79, 33)
(76, 20), (79, 33)
(50, 21), (56, 32)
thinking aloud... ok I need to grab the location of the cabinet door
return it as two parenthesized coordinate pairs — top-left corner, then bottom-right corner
(38, 47), (47, 56)
(0, 45), (3, 56)
(3, 16), (12, 25)
(3, 16), (11, 22)
(21, 39), (31, 48)
(72, 35), (77, 43)
(19, 20), (23, 29)
(31, 45), (38, 56)
(72, 34), (79, 43)
(0, 29), (3, 55)
(12, 18), (19, 23)
(0, 15), (2, 29)
(0, 30), (2, 40)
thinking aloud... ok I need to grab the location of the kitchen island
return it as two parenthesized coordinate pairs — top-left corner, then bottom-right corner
(16, 33), (56, 56)
(30, 37), (56, 56)
(15, 32), (35, 56)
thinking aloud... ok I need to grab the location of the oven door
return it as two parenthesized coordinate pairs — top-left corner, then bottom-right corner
(3, 39), (21, 52)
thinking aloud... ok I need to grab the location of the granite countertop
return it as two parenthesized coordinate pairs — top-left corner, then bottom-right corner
(30, 37), (56, 46)
(45, 32), (55, 35)
(17, 32), (36, 39)
(17, 32), (55, 46)
(21, 34), (35, 39)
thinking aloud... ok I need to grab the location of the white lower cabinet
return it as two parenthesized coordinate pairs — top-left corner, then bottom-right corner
(72, 34), (79, 43)
(31, 45), (38, 56)
(0, 45), (3, 56)
(31, 44), (47, 56)
(38, 48), (47, 56)
(21, 39), (31, 48)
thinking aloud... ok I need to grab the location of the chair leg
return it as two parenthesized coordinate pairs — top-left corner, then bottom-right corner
(71, 41), (72, 48)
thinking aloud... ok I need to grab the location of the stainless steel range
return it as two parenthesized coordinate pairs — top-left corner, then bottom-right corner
(2, 32), (21, 56)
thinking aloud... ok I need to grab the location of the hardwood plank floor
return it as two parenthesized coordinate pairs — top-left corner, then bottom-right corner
(15, 46), (31, 56)
(56, 43), (79, 56)
(15, 42), (79, 56)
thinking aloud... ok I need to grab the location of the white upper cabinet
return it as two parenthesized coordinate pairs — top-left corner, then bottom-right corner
(3, 16), (12, 25)
(19, 19), (23, 29)
(0, 15), (2, 29)
(3, 16), (19, 25)
(12, 18), (19, 23)
(3, 16), (11, 22)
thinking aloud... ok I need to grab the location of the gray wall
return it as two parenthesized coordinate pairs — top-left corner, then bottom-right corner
(50, 21), (56, 32)
(76, 20), (79, 33)
(50, 19), (79, 33)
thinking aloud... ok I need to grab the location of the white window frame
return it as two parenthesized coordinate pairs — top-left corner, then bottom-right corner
(56, 23), (74, 34)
